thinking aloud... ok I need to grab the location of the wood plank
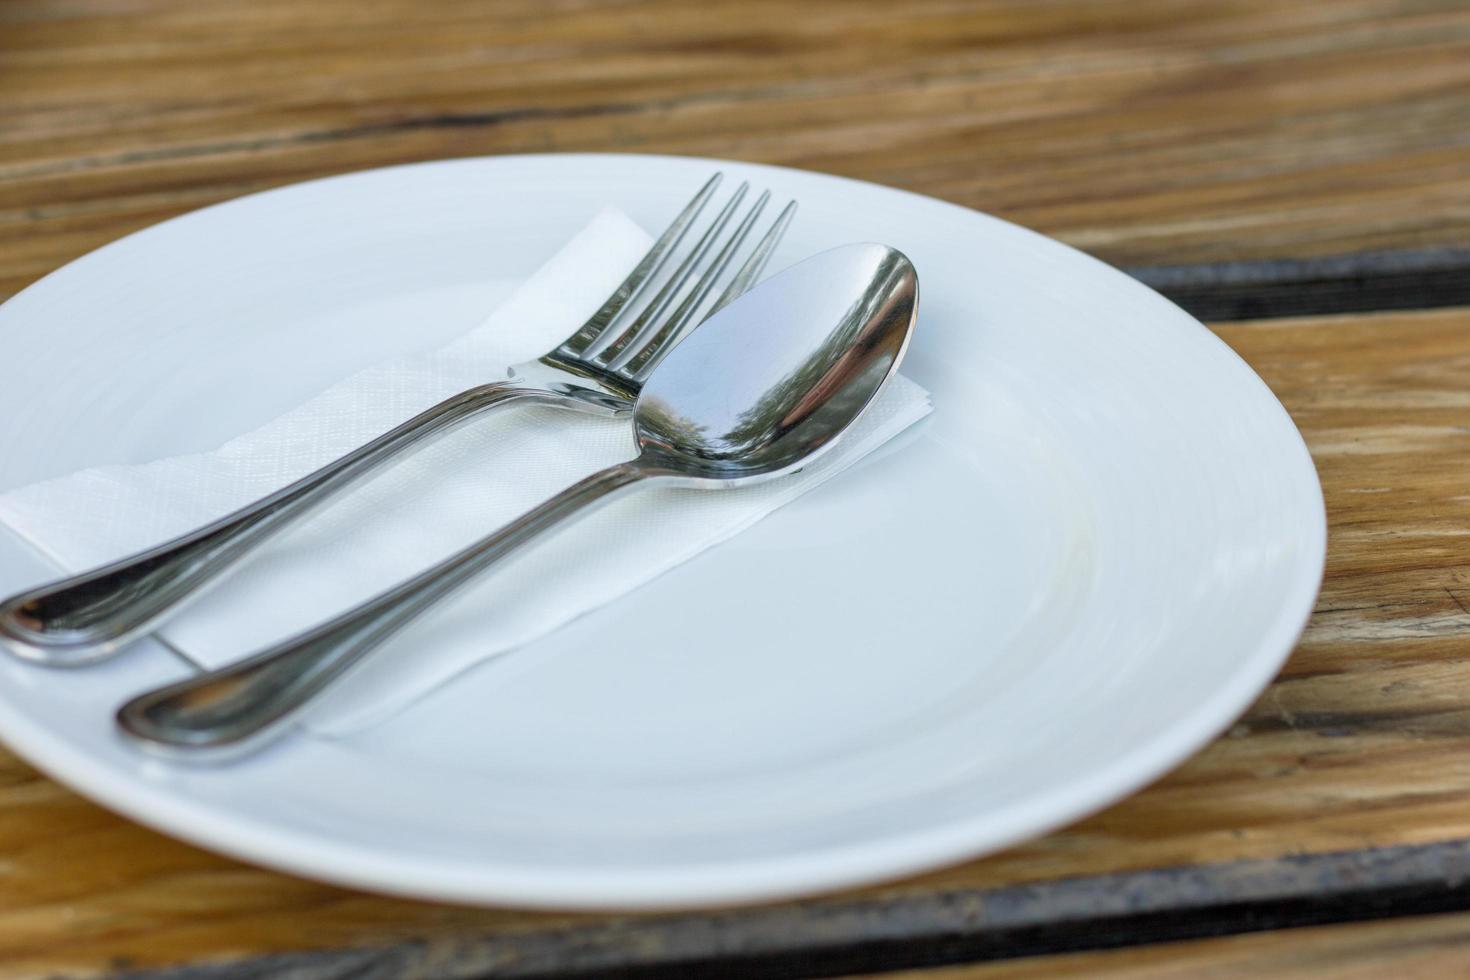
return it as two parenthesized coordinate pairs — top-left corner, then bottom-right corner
(0, 302), (1467, 978)
(853, 909), (1470, 980)
(66, 842), (1470, 979)
(1, 0), (1469, 300)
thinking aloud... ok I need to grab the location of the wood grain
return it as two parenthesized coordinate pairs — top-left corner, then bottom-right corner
(853, 909), (1470, 979)
(1, 0), (1469, 301)
(0, 303), (1466, 978)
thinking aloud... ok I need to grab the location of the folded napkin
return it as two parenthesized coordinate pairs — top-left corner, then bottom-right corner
(0, 210), (932, 736)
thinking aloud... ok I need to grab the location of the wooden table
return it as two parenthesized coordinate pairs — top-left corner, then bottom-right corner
(2, 1), (1469, 976)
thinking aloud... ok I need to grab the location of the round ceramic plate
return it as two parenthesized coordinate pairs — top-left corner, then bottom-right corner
(0, 154), (1324, 909)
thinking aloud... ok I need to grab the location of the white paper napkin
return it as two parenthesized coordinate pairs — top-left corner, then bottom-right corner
(0, 210), (932, 736)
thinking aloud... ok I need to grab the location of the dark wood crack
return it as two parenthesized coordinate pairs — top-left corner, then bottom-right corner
(1127, 247), (1470, 321)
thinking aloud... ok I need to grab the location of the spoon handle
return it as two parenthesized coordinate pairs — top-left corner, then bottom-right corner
(115, 460), (649, 760)
(0, 383), (554, 667)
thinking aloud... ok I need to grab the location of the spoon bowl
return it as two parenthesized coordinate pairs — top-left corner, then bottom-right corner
(635, 244), (916, 483)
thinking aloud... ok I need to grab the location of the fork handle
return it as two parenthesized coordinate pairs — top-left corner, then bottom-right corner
(116, 460), (652, 759)
(0, 382), (557, 666)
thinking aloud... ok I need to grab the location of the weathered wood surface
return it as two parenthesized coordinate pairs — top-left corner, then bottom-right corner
(2, 0), (1469, 303)
(66, 841), (1470, 979)
(3, 0), (1470, 976)
(857, 909), (1470, 979)
(0, 304), (1466, 978)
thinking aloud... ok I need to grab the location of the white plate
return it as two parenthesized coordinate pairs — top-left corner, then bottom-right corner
(0, 154), (1324, 909)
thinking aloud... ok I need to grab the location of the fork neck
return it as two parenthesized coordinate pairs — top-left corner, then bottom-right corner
(519, 351), (640, 410)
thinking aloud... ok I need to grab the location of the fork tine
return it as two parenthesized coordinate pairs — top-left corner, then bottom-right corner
(623, 197), (795, 383)
(588, 182), (750, 365)
(615, 191), (771, 378)
(557, 172), (722, 357)
(707, 199), (796, 318)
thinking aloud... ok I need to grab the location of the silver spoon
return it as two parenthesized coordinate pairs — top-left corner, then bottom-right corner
(117, 242), (919, 760)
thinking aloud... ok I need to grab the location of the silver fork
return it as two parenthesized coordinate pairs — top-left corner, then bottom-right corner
(0, 173), (796, 666)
